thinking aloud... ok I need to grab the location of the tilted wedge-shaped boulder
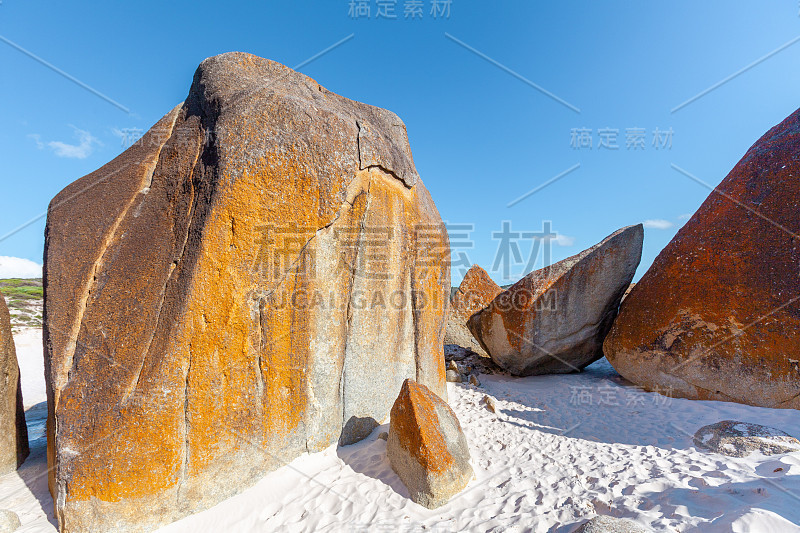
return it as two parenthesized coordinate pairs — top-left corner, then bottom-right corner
(387, 379), (473, 509)
(605, 109), (800, 409)
(443, 265), (502, 355)
(468, 225), (643, 375)
(44, 52), (449, 532)
(0, 294), (28, 474)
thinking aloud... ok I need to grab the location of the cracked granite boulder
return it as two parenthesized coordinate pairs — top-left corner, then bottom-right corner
(0, 294), (28, 475)
(468, 226), (643, 376)
(604, 108), (800, 409)
(43, 52), (449, 533)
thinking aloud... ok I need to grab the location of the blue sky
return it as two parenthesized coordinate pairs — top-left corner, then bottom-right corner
(1, 1), (799, 284)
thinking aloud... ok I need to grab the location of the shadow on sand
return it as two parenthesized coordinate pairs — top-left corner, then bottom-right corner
(15, 401), (58, 528)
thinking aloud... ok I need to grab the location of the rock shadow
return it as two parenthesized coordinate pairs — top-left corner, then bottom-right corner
(335, 424), (410, 500)
(16, 402), (58, 528)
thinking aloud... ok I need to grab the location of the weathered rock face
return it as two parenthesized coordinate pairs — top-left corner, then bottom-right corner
(0, 294), (28, 475)
(604, 109), (800, 409)
(468, 226), (643, 376)
(44, 53), (449, 532)
(387, 379), (473, 509)
(693, 421), (800, 458)
(443, 265), (502, 356)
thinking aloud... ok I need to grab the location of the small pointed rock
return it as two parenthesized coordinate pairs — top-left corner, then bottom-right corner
(446, 370), (462, 383)
(387, 379), (473, 509)
(482, 395), (497, 413)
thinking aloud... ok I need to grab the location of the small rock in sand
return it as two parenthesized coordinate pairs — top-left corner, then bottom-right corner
(468, 374), (480, 387)
(378, 432), (388, 441)
(446, 370), (462, 383)
(693, 421), (800, 458)
(482, 395), (497, 413)
(448, 360), (459, 372)
(573, 515), (649, 532)
(0, 510), (21, 533)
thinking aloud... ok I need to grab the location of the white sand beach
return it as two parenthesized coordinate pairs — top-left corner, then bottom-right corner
(3, 327), (799, 532)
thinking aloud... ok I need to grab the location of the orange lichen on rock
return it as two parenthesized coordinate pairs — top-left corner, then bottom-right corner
(44, 53), (449, 532)
(604, 108), (800, 409)
(450, 265), (502, 321)
(444, 265), (502, 355)
(387, 379), (473, 508)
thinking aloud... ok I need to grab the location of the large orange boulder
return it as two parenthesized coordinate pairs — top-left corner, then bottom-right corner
(0, 294), (28, 474)
(443, 265), (502, 355)
(468, 226), (643, 375)
(604, 110), (800, 409)
(44, 53), (449, 532)
(387, 379), (473, 508)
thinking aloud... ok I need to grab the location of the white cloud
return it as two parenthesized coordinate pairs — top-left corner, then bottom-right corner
(532, 234), (575, 246)
(0, 257), (42, 279)
(677, 213), (692, 221)
(31, 126), (101, 159)
(553, 234), (576, 246)
(48, 127), (101, 159)
(28, 133), (44, 149)
(642, 219), (674, 230)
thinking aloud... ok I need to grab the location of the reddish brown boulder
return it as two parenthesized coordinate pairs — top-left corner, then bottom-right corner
(387, 379), (473, 508)
(0, 294), (28, 474)
(469, 226), (643, 375)
(443, 265), (502, 355)
(604, 109), (800, 409)
(44, 53), (449, 532)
